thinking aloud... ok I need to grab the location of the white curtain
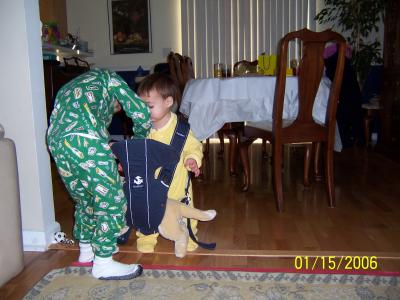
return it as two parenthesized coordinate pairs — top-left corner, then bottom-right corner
(181, 0), (317, 78)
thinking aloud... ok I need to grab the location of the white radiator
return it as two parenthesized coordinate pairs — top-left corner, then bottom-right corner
(0, 123), (24, 286)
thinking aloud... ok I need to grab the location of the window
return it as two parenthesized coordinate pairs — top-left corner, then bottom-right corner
(181, 0), (317, 78)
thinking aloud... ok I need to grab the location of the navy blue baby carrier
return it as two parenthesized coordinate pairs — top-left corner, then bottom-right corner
(111, 119), (216, 250)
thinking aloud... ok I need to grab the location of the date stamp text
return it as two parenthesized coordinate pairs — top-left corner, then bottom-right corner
(294, 256), (378, 270)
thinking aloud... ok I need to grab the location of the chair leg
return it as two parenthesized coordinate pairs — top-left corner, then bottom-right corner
(273, 143), (284, 212)
(262, 138), (268, 158)
(314, 142), (323, 182)
(226, 131), (238, 176)
(217, 130), (224, 156)
(304, 143), (312, 187)
(203, 138), (210, 156)
(325, 145), (335, 208)
(363, 109), (374, 147)
(239, 137), (256, 192)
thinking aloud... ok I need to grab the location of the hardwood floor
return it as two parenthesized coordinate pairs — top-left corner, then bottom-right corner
(1, 142), (400, 299)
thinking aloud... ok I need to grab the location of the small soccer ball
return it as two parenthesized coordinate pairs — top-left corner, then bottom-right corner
(54, 231), (66, 243)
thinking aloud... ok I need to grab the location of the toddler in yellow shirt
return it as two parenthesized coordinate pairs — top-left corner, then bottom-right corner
(136, 72), (203, 253)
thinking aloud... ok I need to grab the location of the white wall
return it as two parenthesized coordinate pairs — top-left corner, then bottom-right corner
(66, 0), (181, 71)
(0, 0), (59, 251)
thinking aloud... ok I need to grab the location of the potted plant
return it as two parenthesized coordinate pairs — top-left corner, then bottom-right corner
(315, 0), (385, 84)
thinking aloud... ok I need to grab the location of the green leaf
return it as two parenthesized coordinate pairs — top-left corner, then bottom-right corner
(315, 0), (385, 81)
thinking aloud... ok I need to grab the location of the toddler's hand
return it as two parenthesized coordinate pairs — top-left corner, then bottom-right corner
(185, 158), (200, 177)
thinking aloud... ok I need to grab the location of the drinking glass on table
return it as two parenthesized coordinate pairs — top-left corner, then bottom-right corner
(214, 63), (223, 78)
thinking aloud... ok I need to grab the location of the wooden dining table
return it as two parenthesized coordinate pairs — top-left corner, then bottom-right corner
(180, 75), (342, 174)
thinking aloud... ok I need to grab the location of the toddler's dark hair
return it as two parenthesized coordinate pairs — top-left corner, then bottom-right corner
(138, 73), (181, 104)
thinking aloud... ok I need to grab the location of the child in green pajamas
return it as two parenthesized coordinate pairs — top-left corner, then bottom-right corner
(47, 68), (151, 280)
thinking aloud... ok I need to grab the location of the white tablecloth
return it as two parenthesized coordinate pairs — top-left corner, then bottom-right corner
(180, 76), (342, 151)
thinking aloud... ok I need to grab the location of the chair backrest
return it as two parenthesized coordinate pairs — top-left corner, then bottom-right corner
(181, 56), (195, 85)
(153, 62), (171, 75)
(233, 60), (258, 76)
(167, 52), (195, 109)
(273, 28), (346, 143)
(167, 52), (184, 91)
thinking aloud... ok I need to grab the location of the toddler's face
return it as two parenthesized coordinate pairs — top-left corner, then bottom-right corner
(140, 89), (173, 126)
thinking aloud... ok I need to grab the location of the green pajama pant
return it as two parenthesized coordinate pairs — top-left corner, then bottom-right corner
(48, 134), (127, 257)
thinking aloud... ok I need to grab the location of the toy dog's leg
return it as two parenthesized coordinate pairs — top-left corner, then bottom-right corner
(158, 218), (189, 258)
(174, 221), (189, 258)
(158, 200), (182, 240)
(178, 203), (217, 221)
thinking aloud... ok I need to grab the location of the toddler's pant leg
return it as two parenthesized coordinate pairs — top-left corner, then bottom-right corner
(136, 232), (159, 253)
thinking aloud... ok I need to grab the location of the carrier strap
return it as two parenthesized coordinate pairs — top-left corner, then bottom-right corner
(181, 173), (217, 250)
(158, 119), (190, 186)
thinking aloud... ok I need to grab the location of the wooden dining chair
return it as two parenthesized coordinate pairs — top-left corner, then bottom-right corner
(232, 59), (269, 158)
(167, 52), (195, 109)
(167, 52), (184, 92)
(214, 59), (260, 175)
(239, 28), (346, 212)
(181, 55), (195, 84)
(168, 52), (213, 157)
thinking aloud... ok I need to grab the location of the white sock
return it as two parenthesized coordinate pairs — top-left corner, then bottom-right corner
(78, 242), (94, 263)
(91, 256), (143, 280)
(79, 243), (120, 263)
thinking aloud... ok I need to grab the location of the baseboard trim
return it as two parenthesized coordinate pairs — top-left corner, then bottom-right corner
(23, 221), (60, 251)
(48, 243), (400, 260)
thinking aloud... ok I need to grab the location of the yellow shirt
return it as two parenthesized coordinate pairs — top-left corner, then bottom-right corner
(148, 113), (203, 202)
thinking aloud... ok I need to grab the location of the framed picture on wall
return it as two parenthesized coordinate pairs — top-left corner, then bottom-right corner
(107, 0), (152, 54)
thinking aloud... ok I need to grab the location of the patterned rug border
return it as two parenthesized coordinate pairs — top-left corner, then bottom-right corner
(142, 264), (400, 277)
(23, 266), (400, 300)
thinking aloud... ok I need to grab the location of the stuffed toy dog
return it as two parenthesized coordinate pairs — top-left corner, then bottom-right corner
(111, 138), (216, 258)
(159, 199), (216, 257)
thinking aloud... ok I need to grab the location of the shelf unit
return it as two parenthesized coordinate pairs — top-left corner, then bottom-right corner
(42, 42), (93, 59)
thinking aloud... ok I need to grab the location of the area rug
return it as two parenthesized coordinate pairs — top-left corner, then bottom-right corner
(23, 265), (400, 300)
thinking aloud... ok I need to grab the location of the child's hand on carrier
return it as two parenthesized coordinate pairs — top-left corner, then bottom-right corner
(185, 158), (200, 177)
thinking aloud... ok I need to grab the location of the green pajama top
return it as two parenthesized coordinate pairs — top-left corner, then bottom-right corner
(46, 68), (150, 257)
(47, 68), (151, 141)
